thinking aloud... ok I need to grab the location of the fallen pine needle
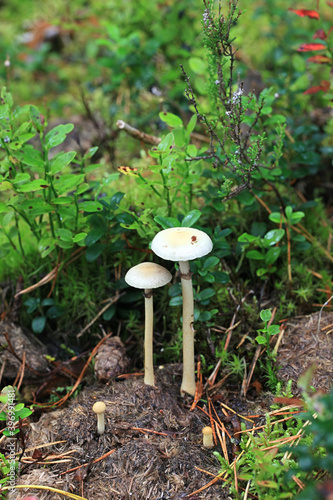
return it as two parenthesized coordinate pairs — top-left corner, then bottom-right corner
(292, 475), (305, 490)
(220, 402), (254, 423)
(1, 484), (87, 499)
(130, 427), (169, 436)
(260, 434), (302, 450)
(61, 449), (116, 475)
(23, 440), (67, 453)
(187, 468), (228, 497)
(234, 460), (238, 493)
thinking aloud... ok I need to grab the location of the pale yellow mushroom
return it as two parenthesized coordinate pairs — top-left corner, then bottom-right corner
(92, 401), (106, 435)
(202, 426), (214, 448)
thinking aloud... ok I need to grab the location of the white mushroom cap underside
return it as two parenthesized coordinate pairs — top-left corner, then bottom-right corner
(125, 262), (172, 289)
(151, 227), (213, 261)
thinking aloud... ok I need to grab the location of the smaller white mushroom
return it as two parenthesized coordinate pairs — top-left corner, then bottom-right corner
(125, 262), (172, 386)
(92, 401), (106, 435)
(202, 426), (214, 448)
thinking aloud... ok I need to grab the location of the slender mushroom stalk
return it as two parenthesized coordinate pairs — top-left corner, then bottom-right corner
(202, 426), (214, 448)
(151, 227), (213, 396)
(178, 260), (196, 396)
(143, 288), (154, 386)
(125, 262), (172, 387)
(92, 401), (106, 435)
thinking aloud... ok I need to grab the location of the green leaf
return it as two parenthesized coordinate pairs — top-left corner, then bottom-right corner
(257, 268), (268, 277)
(181, 209), (201, 227)
(45, 124), (74, 149)
(79, 201), (104, 212)
(285, 206), (293, 219)
(54, 174), (85, 194)
(268, 324), (280, 336)
(50, 151), (76, 175)
(203, 256), (219, 271)
(24, 297), (38, 313)
(197, 288), (215, 301)
(265, 247), (281, 265)
(39, 237), (56, 259)
(12, 173), (30, 185)
(103, 304), (116, 321)
(20, 199), (53, 216)
(251, 221), (267, 237)
(16, 179), (49, 192)
(76, 183), (90, 195)
(51, 197), (72, 205)
(169, 296), (183, 306)
(110, 191), (125, 209)
(246, 250), (264, 260)
(238, 233), (258, 244)
(86, 243), (105, 262)
(14, 403), (24, 411)
(260, 309), (272, 322)
(46, 305), (65, 319)
(290, 211), (305, 224)
(154, 216), (179, 229)
(14, 146), (44, 169)
(83, 146), (98, 160)
(186, 114), (197, 136)
(32, 316), (46, 334)
(41, 298), (55, 307)
(29, 105), (44, 132)
(73, 232), (87, 243)
(186, 144), (198, 157)
(85, 227), (106, 246)
(198, 311), (212, 321)
(256, 335), (266, 344)
(264, 229), (285, 247)
(58, 240), (74, 249)
(0, 202), (7, 213)
(16, 407), (33, 419)
(212, 271), (229, 283)
(159, 112), (183, 128)
(55, 228), (73, 242)
(269, 212), (283, 224)
(3, 429), (19, 436)
(0, 181), (13, 191)
(157, 132), (174, 152)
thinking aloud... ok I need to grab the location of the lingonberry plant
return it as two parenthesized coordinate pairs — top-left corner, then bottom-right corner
(289, 2), (333, 95)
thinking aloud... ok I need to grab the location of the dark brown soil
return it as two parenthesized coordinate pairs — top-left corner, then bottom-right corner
(277, 311), (333, 394)
(4, 312), (333, 500)
(8, 364), (270, 500)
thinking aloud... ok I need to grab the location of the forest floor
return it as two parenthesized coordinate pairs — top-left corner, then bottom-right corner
(2, 311), (333, 499)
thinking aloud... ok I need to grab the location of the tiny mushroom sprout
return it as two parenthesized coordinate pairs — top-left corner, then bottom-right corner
(202, 426), (214, 448)
(151, 227), (213, 396)
(92, 401), (106, 435)
(124, 262), (172, 387)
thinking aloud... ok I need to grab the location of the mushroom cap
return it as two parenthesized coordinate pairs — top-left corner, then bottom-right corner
(202, 426), (213, 435)
(124, 262), (172, 290)
(151, 227), (213, 262)
(92, 401), (106, 414)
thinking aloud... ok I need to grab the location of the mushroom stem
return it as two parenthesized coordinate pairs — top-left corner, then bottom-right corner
(179, 260), (196, 396)
(96, 413), (105, 435)
(92, 401), (106, 435)
(144, 289), (155, 386)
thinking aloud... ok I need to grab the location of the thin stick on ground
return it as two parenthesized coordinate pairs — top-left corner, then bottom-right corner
(1, 484), (87, 500)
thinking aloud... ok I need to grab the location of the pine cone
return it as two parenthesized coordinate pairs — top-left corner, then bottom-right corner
(94, 336), (130, 381)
